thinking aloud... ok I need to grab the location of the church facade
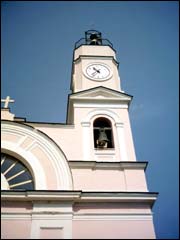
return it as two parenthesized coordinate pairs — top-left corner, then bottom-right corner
(1, 30), (158, 239)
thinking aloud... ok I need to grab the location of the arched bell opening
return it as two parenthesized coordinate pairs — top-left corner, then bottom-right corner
(85, 30), (102, 45)
(93, 117), (114, 149)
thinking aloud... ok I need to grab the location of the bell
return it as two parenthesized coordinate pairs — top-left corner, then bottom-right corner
(89, 33), (101, 45)
(97, 128), (109, 148)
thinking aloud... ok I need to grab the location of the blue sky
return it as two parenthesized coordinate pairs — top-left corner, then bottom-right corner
(1, 1), (179, 239)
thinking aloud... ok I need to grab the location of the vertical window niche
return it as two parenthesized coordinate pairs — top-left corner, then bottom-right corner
(93, 117), (114, 149)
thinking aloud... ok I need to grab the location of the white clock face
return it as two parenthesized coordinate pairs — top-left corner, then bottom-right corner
(84, 63), (112, 81)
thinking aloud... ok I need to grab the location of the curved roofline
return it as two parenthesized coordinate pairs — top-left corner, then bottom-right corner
(1, 120), (69, 163)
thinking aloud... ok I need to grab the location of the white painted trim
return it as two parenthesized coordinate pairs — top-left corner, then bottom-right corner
(1, 213), (72, 220)
(81, 122), (91, 160)
(74, 103), (128, 109)
(69, 161), (147, 169)
(95, 150), (115, 156)
(69, 86), (132, 101)
(17, 135), (29, 147)
(116, 123), (128, 161)
(83, 108), (122, 124)
(1, 191), (81, 201)
(32, 202), (73, 214)
(27, 123), (75, 129)
(115, 122), (124, 128)
(31, 218), (72, 239)
(81, 122), (91, 127)
(24, 140), (37, 151)
(1, 191), (158, 204)
(30, 202), (73, 239)
(31, 214), (73, 220)
(94, 150), (116, 162)
(75, 56), (116, 61)
(1, 173), (10, 190)
(1, 141), (47, 189)
(1, 213), (153, 221)
(73, 213), (153, 221)
(1, 213), (32, 220)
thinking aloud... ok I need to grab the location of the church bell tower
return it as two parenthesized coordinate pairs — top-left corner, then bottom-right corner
(65, 30), (158, 238)
(67, 30), (136, 163)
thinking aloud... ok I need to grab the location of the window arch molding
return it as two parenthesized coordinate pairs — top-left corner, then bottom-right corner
(90, 112), (118, 151)
(81, 109), (125, 160)
(1, 146), (45, 190)
(1, 121), (73, 190)
(82, 108), (122, 125)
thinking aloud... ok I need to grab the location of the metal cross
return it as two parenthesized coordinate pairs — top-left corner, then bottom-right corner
(1, 96), (15, 108)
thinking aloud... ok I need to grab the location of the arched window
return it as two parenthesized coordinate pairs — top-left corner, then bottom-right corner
(93, 117), (114, 149)
(1, 153), (34, 190)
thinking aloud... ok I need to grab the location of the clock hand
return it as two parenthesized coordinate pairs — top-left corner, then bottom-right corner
(93, 67), (100, 74)
(92, 71), (98, 76)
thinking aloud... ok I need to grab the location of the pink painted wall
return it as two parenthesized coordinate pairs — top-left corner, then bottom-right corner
(1, 201), (32, 212)
(72, 168), (126, 191)
(125, 169), (148, 191)
(71, 168), (147, 191)
(1, 201), (32, 239)
(1, 220), (31, 239)
(72, 202), (155, 239)
(73, 202), (152, 214)
(73, 220), (156, 239)
(30, 125), (83, 160)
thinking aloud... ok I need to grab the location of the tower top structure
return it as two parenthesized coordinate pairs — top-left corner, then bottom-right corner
(74, 30), (114, 49)
(71, 30), (121, 93)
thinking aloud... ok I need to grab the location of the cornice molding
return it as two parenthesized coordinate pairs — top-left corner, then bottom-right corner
(68, 161), (148, 170)
(1, 190), (158, 208)
(69, 86), (132, 101)
(73, 213), (153, 221)
(73, 55), (119, 67)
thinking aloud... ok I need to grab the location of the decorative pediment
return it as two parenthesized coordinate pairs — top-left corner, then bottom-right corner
(69, 86), (132, 102)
